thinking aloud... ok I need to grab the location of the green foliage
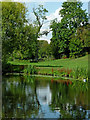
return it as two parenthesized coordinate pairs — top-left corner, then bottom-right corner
(2, 2), (28, 71)
(38, 40), (52, 60)
(70, 67), (88, 80)
(2, 2), (38, 72)
(33, 4), (48, 38)
(59, 1), (88, 30)
(2, 2), (27, 54)
(23, 65), (38, 75)
(50, 0), (88, 58)
(76, 24), (90, 48)
(11, 24), (37, 60)
(69, 34), (83, 58)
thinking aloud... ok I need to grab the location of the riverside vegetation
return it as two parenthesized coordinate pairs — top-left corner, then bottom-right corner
(8, 54), (88, 81)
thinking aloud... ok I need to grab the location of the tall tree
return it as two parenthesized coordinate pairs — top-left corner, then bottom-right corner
(69, 23), (90, 57)
(59, 1), (88, 31)
(50, 1), (88, 58)
(1, 2), (27, 71)
(33, 5), (48, 60)
(2, 2), (27, 54)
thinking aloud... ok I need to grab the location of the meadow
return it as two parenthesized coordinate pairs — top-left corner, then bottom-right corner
(9, 55), (88, 68)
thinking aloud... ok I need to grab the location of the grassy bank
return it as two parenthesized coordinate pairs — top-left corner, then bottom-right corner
(9, 55), (88, 68)
(8, 55), (88, 81)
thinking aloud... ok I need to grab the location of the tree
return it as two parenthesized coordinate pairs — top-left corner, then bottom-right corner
(33, 5), (48, 38)
(76, 24), (90, 48)
(1, 2), (27, 71)
(69, 34), (83, 58)
(33, 5), (48, 60)
(59, 1), (88, 31)
(38, 40), (52, 60)
(12, 24), (37, 60)
(50, 20), (61, 59)
(50, 19), (72, 58)
(2, 2), (27, 53)
(50, 1), (88, 58)
(69, 23), (90, 58)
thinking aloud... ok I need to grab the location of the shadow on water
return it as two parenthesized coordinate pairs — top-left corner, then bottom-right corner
(2, 75), (90, 119)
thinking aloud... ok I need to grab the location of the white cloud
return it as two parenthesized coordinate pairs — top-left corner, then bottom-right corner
(47, 7), (62, 22)
(38, 32), (52, 44)
(39, 7), (62, 43)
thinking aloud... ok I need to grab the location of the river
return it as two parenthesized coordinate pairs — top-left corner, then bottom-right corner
(2, 75), (90, 119)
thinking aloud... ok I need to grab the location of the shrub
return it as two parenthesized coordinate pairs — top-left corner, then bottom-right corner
(71, 67), (88, 80)
(23, 65), (38, 75)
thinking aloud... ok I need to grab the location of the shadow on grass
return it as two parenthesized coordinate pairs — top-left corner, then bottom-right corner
(35, 65), (63, 67)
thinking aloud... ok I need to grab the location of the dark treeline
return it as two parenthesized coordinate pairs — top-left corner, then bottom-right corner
(1, 1), (89, 72)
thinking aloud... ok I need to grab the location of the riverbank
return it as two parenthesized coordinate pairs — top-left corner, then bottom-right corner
(5, 73), (87, 83)
(7, 54), (88, 81)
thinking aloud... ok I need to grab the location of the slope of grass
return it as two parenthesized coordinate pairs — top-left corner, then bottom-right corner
(8, 55), (88, 69)
(8, 55), (88, 80)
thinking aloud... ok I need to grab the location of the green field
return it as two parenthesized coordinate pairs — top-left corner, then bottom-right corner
(8, 55), (88, 80)
(9, 55), (88, 69)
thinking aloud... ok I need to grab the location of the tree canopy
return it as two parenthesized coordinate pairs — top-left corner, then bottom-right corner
(50, 0), (88, 58)
(2, 2), (38, 71)
(2, 2), (27, 55)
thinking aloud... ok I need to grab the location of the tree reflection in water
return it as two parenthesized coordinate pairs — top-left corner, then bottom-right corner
(2, 75), (89, 119)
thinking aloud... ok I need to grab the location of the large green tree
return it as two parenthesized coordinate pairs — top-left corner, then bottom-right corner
(59, 1), (88, 30)
(2, 2), (28, 71)
(12, 24), (37, 60)
(50, 1), (88, 58)
(2, 2), (27, 55)
(50, 19), (72, 58)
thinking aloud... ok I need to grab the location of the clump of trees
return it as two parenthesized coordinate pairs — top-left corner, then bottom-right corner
(38, 40), (52, 60)
(50, 1), (89, 58)
(1, 2), (49, 72)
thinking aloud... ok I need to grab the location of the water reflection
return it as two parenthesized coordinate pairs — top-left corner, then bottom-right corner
(36, 84), (52, 105)
(2, 75), (89, 119)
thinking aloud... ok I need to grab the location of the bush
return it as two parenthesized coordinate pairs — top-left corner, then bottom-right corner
(71, 67), (88, 80)
(23, 65), (38, 75)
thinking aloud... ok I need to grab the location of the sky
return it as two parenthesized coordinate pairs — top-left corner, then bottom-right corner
(24, 2), (89, 43)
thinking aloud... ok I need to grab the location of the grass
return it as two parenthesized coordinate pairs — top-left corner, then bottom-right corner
(8, 55), (89, 80)
(8, 55), (88, 69)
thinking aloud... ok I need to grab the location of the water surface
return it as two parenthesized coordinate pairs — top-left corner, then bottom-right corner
(2, 75), (90, 119)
